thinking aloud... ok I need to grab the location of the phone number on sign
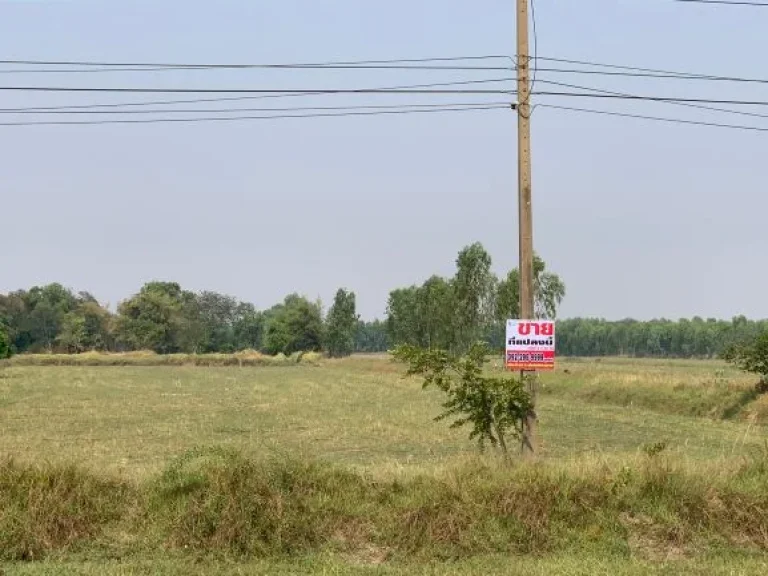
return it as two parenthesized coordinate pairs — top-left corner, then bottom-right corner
(507, 353), (547, 363)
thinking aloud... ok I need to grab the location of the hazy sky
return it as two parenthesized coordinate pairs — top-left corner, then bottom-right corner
(1, 0), (766, 320)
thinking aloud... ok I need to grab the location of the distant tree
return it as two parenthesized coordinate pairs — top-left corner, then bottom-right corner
(417, 276), (455, 350)
(189, 291), (241, 353)
(232, 303), (264, 351)
(0, 293), (27, 352)
(355, 319), (389, 353)
(0, 324), (11, 359)
(115, 282), (188, 353)
(386, 286), (421, 347)
(452, 243), (495, 353)
(723, 332), (768, 389)
(394, 342), (531, 457)
(19, 284), (80, 352)
(495, 255), (566, 322)
(325, 289), (358, 358)
(57, 300), (114, 353)
(263, 294), (323, 355)
(57, 312), (88, 353)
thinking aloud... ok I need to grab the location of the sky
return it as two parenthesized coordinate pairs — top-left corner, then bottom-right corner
(1, 0), (766, 321)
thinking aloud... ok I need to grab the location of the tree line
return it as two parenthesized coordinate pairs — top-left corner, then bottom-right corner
(0, 282), (360, 358)
(556, 317), (768, 359)
(3, 242), (765, 360)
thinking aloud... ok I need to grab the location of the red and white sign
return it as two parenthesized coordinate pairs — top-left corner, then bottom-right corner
(505, 320), (556, 371)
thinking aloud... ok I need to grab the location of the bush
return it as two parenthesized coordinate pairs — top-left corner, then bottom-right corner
(723, 333), (768, 389)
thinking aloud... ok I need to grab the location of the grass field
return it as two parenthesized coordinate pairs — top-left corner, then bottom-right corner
(1, 356), (767, 574)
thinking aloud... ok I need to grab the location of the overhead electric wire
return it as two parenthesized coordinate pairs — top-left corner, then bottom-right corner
(535, 78), (768, 120)
(0, 103), (510, 127)
(0, 86), (513, 95)
(673, 0), (768, 6)
(0, 77), (516, 113)
(0, 55), (515, 73)
(531, 92), (768, 106)
(533, 67), (768, 85)
(539, 103), (768, 133)
(0, 101), (512, 116)
(527, 0), (539, 102)
(533, 56), (768, 85)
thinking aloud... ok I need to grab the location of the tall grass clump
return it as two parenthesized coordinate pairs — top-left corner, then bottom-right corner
(146, 448), (369, 556)
(1, 449), (767, 562)
(0, 459), (133, 561)
(5, 350), (323, 368)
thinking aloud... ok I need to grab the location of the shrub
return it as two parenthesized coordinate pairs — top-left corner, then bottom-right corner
(723, 333), (768, 390)
(393, 343), (531, 457)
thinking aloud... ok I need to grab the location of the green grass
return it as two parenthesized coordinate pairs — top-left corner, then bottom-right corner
(0, 355), (767, 574)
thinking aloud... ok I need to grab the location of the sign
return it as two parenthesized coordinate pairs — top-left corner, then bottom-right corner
(505, 320), (556, 371)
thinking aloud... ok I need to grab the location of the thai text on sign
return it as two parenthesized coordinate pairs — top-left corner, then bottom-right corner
(505, 320), (556, 371)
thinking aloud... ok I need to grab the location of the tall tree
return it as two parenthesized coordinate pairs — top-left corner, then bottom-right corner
(262, 294), (324, 355)
(416, 276), (455, 349)
(386, 286), (421, 347)
(452, 242), (495, 352)
(496, 255), (566, 322)
(325, 289), (358, 358)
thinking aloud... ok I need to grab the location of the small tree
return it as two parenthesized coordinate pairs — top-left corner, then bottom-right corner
(722, 333), (768, 392)
(325, 289), (358, 358)
(393, 343), (531, 457)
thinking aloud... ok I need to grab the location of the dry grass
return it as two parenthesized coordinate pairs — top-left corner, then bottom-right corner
(543, 357), (765, 423)
(3, 350), (324, 368)
(1, 355), (767, 573)
(0, 448), (767, 564)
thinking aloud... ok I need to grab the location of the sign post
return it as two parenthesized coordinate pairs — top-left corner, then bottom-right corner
(505, 320), (556, 372)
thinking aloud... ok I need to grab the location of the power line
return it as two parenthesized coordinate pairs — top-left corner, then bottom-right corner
(0, 55), (514, 72)
(531, 91), (768, 107)
(535, 79), (768, 120)
(528, 0), (539, 101)
(673, 0), (768, 6)
(539, 103), (768, 133)
(0, 101), (512, 116)
(534, 56), (768, 85)
(0, 77), (516, 113)
(0, 104), (510, 127)
(0, 86), (513, 95)
(9, 84), (768, 106)
(534, 67), (768, 85)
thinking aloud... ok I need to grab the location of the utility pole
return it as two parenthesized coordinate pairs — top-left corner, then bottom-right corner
(517, 0), (537, 455)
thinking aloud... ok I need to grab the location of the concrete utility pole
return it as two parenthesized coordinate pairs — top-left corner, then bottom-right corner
(517, 0), (537, 455)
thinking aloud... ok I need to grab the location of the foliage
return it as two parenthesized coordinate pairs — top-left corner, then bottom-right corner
(393, 343), (531, 455)
(452, 243), (496, 353)
(114, 282), (188, 354)
(386, 244), (566, 354)
(263, 295), (324, 356)
(722, 332), (768, 386)
(0, 323), (11, 359)
(324, 289), (358, 358)
(558, 316), (768, 358)
(354, 319), (389, 353)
